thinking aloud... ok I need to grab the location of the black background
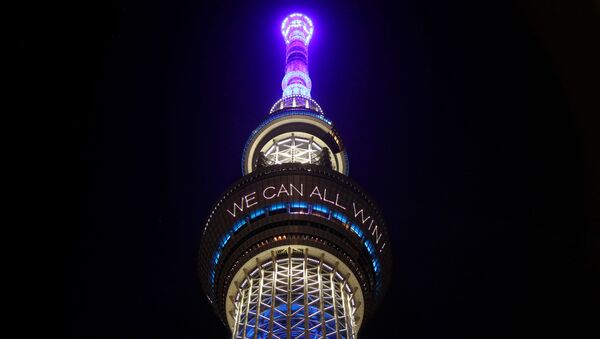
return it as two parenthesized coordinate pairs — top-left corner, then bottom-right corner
(23, 0), (600, 337)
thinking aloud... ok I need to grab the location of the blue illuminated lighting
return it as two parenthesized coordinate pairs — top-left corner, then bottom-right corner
(312, 204), (330, 214)
(222, 233), (231, 246)
(350, 223), (364, 239)
(269, 202), (287, 211)
(209, 201), (383, 288)
(372, 257), (381, 273)
(210, 230), (234, 285)
(290, 201), (308, 208)
(332, 211), (348, 223)
(364, 239), (376, 256)
(249, 209), (266, 220)
(232, 219), (247, 232)
(242, 304), (332, 339)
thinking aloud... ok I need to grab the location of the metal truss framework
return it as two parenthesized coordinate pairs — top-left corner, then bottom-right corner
(232, 247), (358, 339)
(264, 135), (324, 166)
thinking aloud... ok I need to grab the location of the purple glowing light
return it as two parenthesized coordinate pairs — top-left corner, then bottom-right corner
(281, 13), (314, 45)
(280, 13), (314, 98)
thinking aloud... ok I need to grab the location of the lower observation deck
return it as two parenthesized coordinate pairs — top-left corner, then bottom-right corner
(198, 163), (391, 333)
(231, 246), (359, 339)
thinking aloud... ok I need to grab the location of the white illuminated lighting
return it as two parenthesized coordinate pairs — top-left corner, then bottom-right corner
(281, 13), (314, 45)
(232, 248), (359, 339)
(265, 145), (275, 156)
(264, 135), (325, 166)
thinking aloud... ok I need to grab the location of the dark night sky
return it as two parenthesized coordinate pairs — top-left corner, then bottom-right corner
(48, 0), (600, 337)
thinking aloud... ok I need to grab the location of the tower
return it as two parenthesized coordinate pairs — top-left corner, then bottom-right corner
(199, 13), (391, 338)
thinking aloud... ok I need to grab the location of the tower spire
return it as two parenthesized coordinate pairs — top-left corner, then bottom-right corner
(280, 13), (314, 98)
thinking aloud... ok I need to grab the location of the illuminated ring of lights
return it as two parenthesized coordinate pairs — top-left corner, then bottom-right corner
(209, 201), (383, 291)
(269, 95), (324, 115)
(283, 84), (311, 97)
(281, 70), (312, 91)
(281, 13), (314, 45)
(269, 95), (324, 114)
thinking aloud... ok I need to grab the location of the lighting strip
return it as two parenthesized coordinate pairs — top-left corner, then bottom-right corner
(209, 201), (383, 290)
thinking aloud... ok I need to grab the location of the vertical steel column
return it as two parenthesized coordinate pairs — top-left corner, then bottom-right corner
(253, 259), (263, 339)
(303, 250), (309, 339)
(286, 248), (292, 339)
(318, 255), (327, 337)
(242, 279), (252, 338)
(268, 251), (276, 339)
(330, 264), (339, 338)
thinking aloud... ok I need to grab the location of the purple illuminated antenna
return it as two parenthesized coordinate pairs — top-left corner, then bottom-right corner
(280, 13), (314, 98)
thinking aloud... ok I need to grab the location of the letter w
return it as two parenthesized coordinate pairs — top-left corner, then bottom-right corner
(352, 202), (371, 224)
(227, 198), (245, 217)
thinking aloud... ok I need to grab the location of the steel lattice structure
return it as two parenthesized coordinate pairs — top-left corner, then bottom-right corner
(264, 135), (325, 166)
(198, 13), (391, 339)
(233, 247), (358, 339)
